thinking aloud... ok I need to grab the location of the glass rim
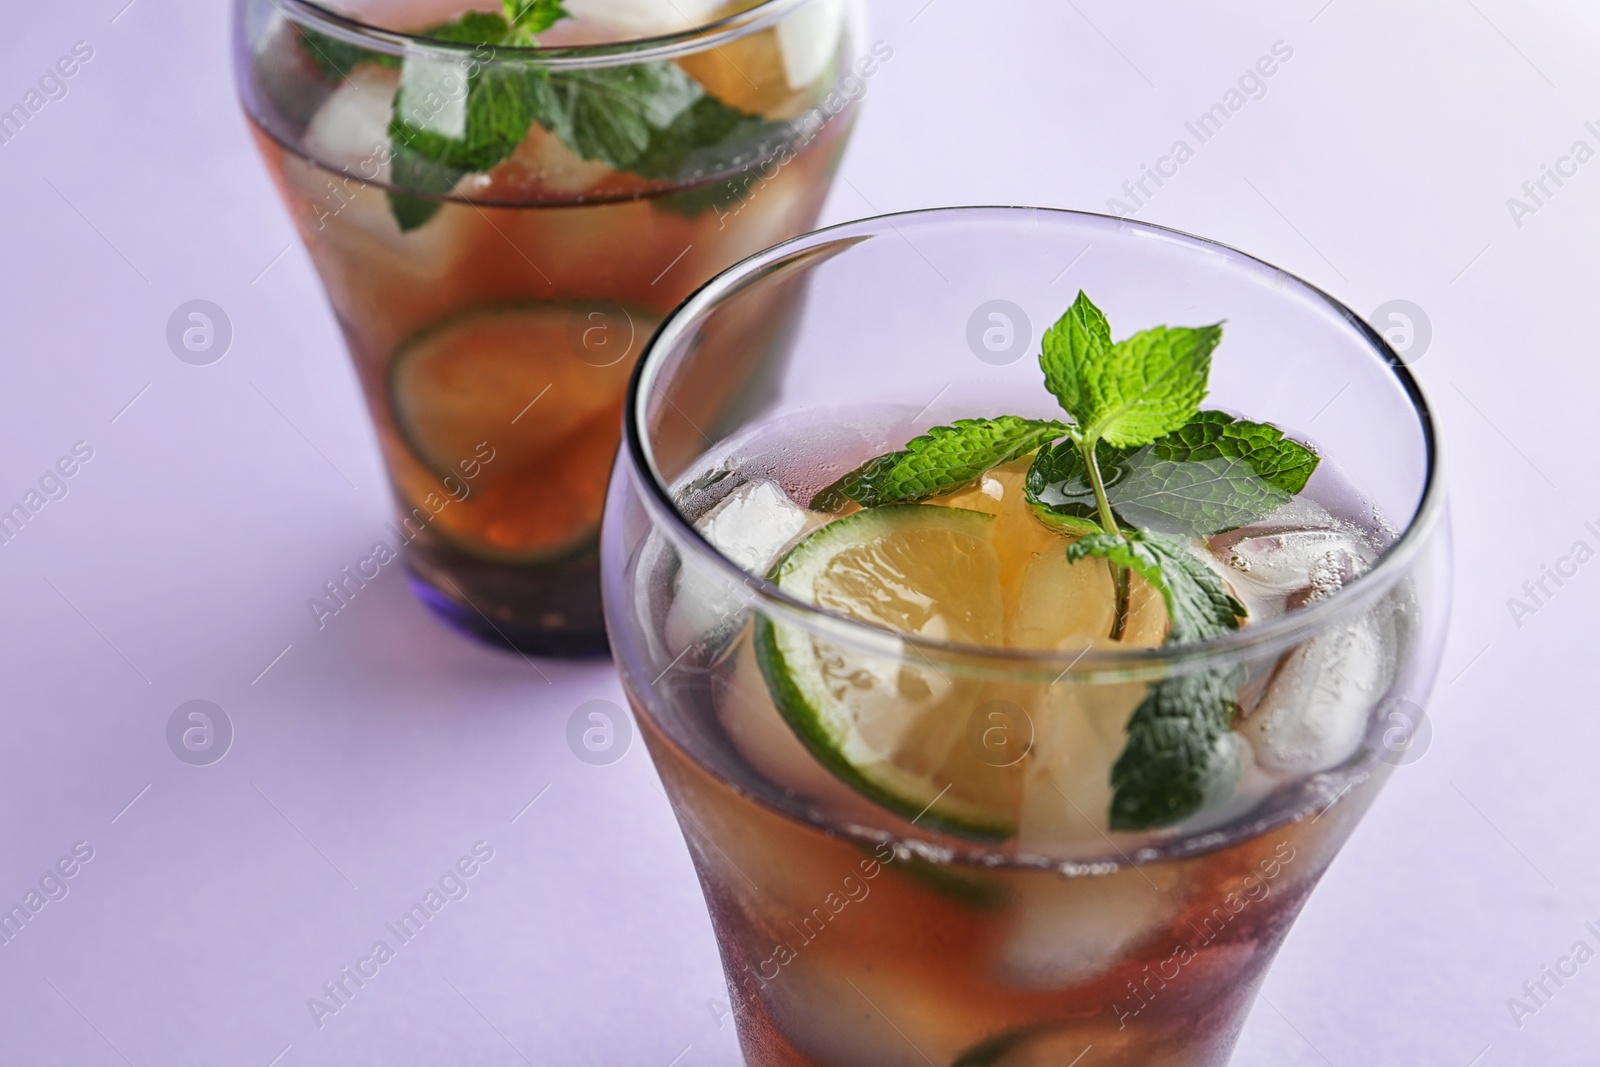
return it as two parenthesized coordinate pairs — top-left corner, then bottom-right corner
(271, 0), (818, 68)
(623, 205), (1446, 681)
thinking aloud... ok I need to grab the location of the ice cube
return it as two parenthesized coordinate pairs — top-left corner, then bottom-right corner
(776, 0), (844, 89)
(1220, 520), (1399, 775)
(1242, 612), (1395, 774)
(664, 479), (827, 652)
(1001, 865), (1184, 986)
(395, 52), (472, 141)
(302, 65), (399, 178)
(701, 478), (819, 574)
(1217, 524), (1376, 616)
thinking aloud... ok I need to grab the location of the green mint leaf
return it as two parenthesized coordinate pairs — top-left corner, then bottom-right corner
(423, 11), (520, 44)
(628, 92), (781, 181)
(1141, 410), (1319, 496)
(1024, 436), (1121, 534)
(297, 26), (400, 80)
(1085, 324), (1221, 447)
(1027, 505), (1105, 536)
(1026, 411), (1321, 536)
(812, 417), (1069, 511)
(1037, 293), (1221, 448)
(386, 144), (461, 231)
(503, 0), (571, 37)
(1108, 668), (1241, 830)
(1039, 290), (1110, 421)
(526, 63), (784, 181)
(389, 48), (538, 175)
(1065, 530), (1243, 642)
(1065, 529), (1245, 829)
(386, 189), (446, 231)
(380, 8), (555, 227)
(527, 63), (701, 172)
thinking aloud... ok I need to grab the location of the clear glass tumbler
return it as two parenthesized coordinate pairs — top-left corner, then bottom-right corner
(602, 208), (1451, 1065)
(234, 0), (867, 654)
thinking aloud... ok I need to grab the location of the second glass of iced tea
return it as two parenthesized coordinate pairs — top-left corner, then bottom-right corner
(235, 0), (869, 653)
(603, 208), (1451, 1065)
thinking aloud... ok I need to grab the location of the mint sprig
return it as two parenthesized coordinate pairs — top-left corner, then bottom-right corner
(811, 417), (1069, 511)
(805, 290), (1322, 831)
(1035, 295), (1226, 639)
(298, 3), (789, 231)
(1035, 293), (1312, 828)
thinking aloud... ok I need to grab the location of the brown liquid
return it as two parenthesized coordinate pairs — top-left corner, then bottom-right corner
(635, 674), (1380, 1067)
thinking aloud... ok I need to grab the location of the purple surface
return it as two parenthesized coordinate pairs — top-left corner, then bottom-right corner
(0, 1), (1594, 1064)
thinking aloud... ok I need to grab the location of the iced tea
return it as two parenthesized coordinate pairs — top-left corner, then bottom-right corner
(602, 210), (1451, 1066)
(236, 0), (867, 652)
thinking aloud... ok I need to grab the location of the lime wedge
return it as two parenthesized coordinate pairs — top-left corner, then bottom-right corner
(754, 505), (1026, 840)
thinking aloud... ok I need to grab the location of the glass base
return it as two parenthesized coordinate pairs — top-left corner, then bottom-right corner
(405, 561), (610, 659)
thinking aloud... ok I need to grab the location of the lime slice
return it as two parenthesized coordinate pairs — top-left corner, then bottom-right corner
(390, 301), (657, 483)
(754, 505), (1027, 840)
(387, 302), (658, 562)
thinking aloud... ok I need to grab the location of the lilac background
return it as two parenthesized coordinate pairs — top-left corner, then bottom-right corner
(0, 0), (1594, 1064)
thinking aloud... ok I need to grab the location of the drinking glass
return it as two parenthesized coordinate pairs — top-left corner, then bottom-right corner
(602, 207), (1451, 1065)
(234, 0), (867, 654)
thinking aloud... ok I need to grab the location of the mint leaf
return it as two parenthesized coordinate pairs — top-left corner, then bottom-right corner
(1065, 529), (1245, 828)
(1111, 412), (1316, 534)
(1026, 411), (1320, 536)
(1024, 437), (1122, 534)
(1027, 505), (1106, 536)
(1141, 410), (1318, 495)
(525, 63), (701, 170)
(1086, 324), (1220, 446)
(1065, 530), (1243, 642)
(1108, 668), (1241, 830)
(389, 47), (539, 175)
(504, 0), (570, 36)
(386, 145), (461, 231)
(1040, 290), (1110, 419)
(1038, 295), (1221, 448)
(387, 191), (445, 231)
(424, 11), (523, 45)
(654, 171), (752, 218)
(812, 417), (1069, 511)
(527, 64), (782, 180)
